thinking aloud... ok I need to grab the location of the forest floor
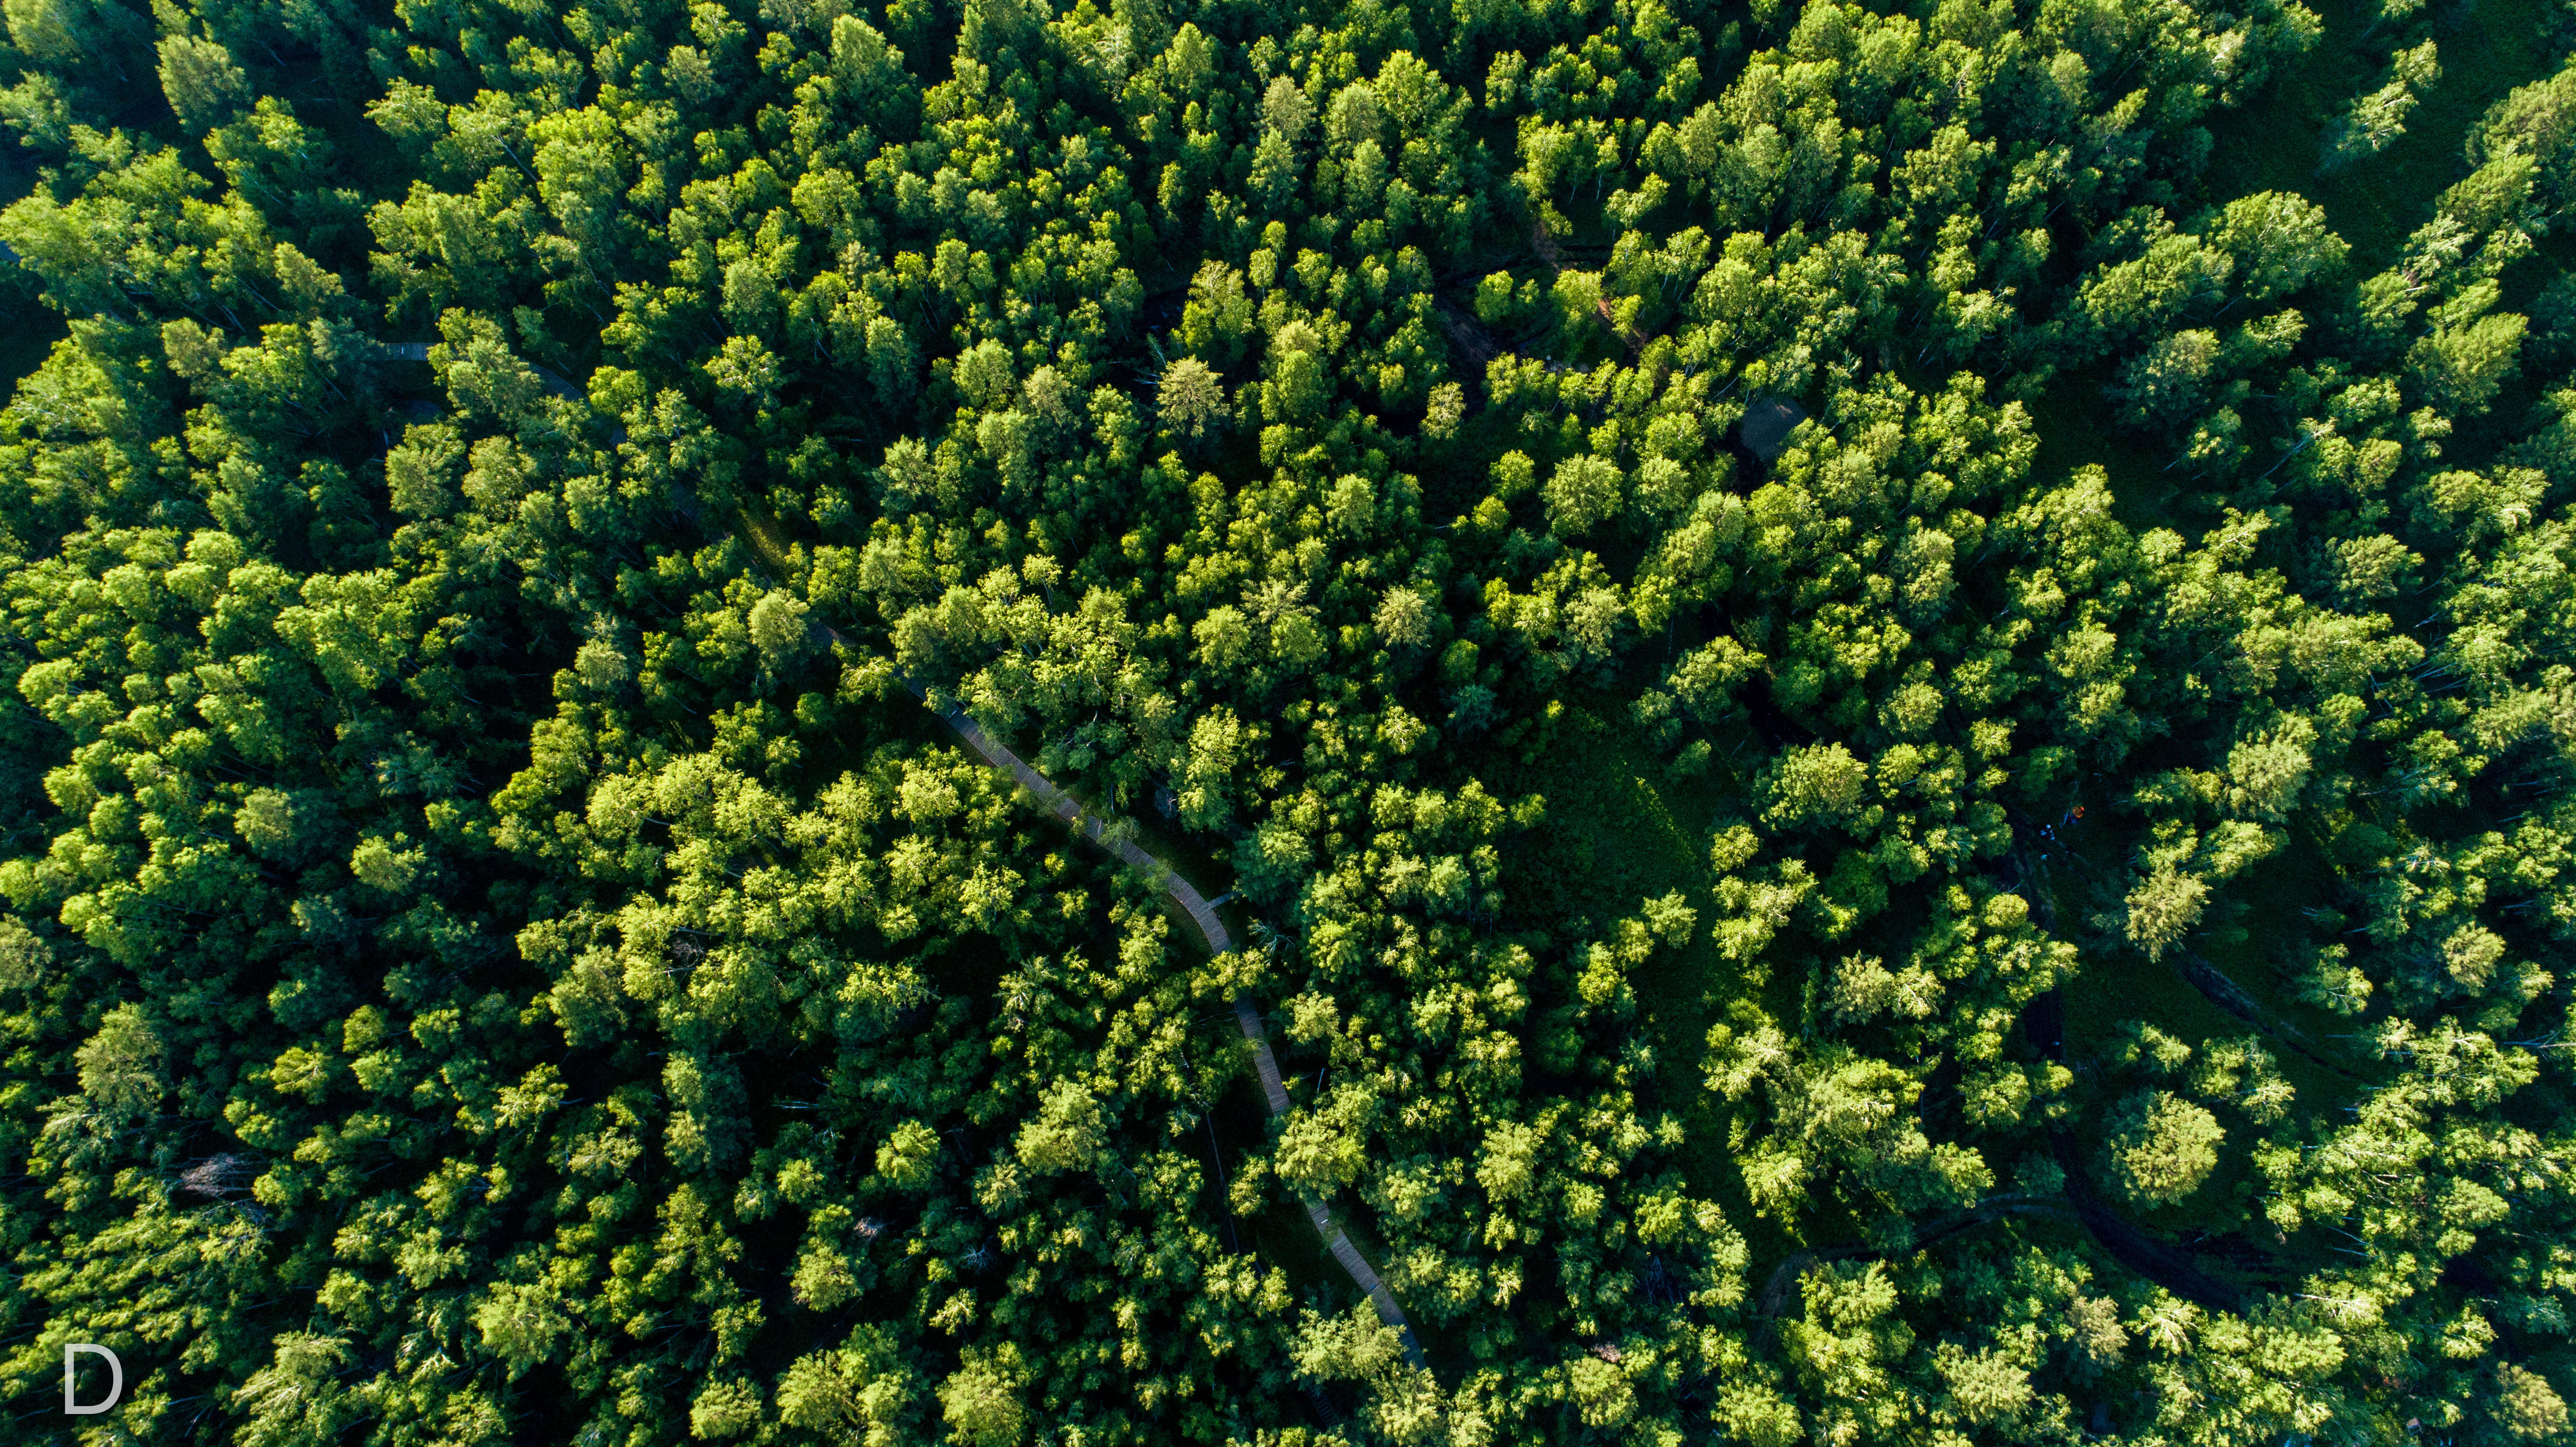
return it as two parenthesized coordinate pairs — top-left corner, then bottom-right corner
(2208, 0), (2556, 274)
(1485, 698), (1808, 1261)
(0, 147), (65, 394)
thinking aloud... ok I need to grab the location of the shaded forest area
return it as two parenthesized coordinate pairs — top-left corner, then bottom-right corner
(1, 0), (2574, 1440)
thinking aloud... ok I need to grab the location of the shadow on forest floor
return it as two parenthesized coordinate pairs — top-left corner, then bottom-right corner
(0, 150), (67, 393)
(1483, 699), (1808, 1266)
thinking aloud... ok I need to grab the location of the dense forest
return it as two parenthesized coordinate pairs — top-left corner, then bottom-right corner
(0, 0), (2572, 1438)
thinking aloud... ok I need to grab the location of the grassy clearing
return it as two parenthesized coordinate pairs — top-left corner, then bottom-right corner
(1484, 701), (1806, 1257)
(2204, 0), (2558, 273)
(2029, 767), (2374, 1275)
(2020, 365), (2195, 534)
(736, 506), (799, 576)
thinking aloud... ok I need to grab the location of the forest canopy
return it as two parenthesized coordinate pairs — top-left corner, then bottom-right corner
(0, 0), (2574, 1441)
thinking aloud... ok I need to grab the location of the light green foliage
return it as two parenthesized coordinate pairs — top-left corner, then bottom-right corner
(1542, 453), (1622, 534)
(2112, 328), (2221, 430)
(1764, 742), (1872, 830)
(156, 33), (248, 134)
(0, 0), (2571, 1443)
(937, 1347), (1027, 1446)
(2101, 1090), (2225, 1206)
(876, 1120), (941, 1189)
(2202, 191), (2349, 301)
(2320, 41), (2441, 172)
(73, 1002), (162, 1121)
(2471, 66), (2576, 215)
(1012, 1080), (1105, 1173)
(1157, 355), (1225, 437)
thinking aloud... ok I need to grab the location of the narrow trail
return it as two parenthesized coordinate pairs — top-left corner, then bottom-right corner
(908, 685), (1431, 1370)
(379, 339), (1429, 1369)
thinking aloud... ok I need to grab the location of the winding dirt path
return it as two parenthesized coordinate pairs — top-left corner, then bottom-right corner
(383, 337), (1428, 1367)
(909, 686), (1430, 1369)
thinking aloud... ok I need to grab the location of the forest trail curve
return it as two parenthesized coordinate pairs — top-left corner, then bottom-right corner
(907, 685), (1432, 1359)
(382, 342), (1433, 1370)
(898, 683), (1432, 1370)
